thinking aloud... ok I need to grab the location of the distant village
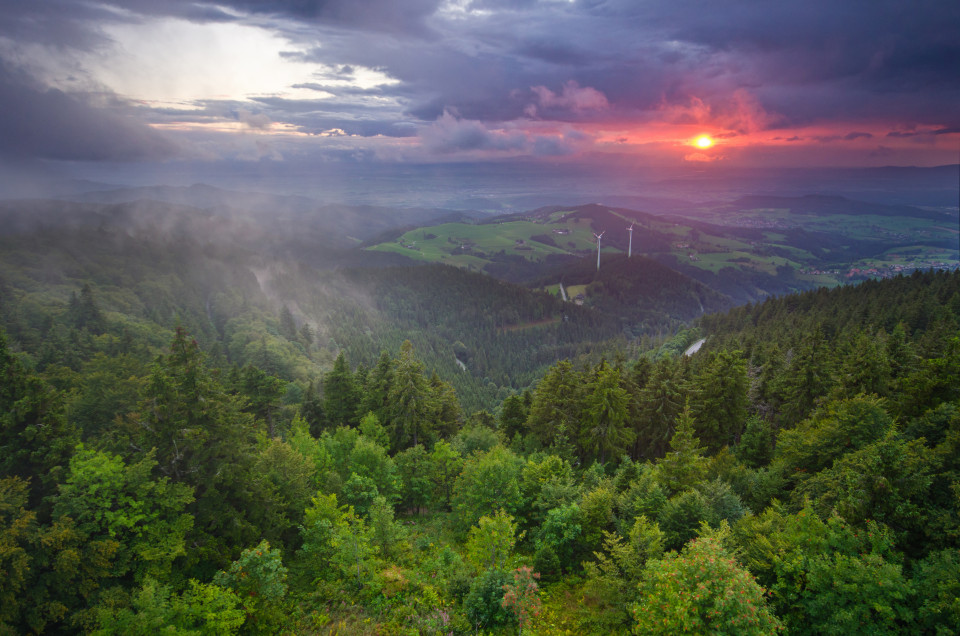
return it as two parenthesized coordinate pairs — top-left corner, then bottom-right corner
(800, 260), (960, 280)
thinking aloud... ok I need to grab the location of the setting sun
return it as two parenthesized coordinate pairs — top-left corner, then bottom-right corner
(695, 135), (714, 148)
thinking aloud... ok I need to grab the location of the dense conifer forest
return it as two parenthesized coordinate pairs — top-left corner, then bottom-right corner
(2, 256), (959, 633)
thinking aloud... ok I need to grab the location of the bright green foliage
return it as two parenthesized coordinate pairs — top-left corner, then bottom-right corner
(452, 422), (501, 456)
(519, 454), (576, 530)
(536, 503), (583, 571)
(451, 446), (523, 532)
(394, 444), (431, 513)
(347, 436), (400, 504)
(367, 496), (404, 560)
(582, 363), (634, 464)
(341, 473), (381, 518)
(690, 350), (749, 451)
(579, 483), (617, 554)
(657, 404), (707, 494)
(323, 352), (359, 428)
(297, 494), (377, 590)
(213, 540), (288, 634)
(428, 440), (463, 510)
(465, 509), (517, 572)
(52, 446), (194, 583)
(358, 411), (390, 449)
(633, 533), (781, 635)
(501, 565), (542, 635)
(321, 425), (361, 484)
(93, 577), (246, 635)
(285, 415), (333, 486)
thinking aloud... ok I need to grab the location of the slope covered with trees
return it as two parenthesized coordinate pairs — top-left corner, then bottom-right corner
(1, 266), (958, 633)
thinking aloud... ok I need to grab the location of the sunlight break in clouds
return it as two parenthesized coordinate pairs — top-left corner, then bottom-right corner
(73, 18), (395, 109)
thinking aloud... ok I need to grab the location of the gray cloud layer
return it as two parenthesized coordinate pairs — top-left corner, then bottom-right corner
(0, 0), (956, 163)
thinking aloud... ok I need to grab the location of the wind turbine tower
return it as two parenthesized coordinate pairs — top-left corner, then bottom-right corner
(627, 223), (634, 258)
(594, 231), (605, 271)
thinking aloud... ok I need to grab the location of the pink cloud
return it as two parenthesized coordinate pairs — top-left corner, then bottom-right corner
(528, 81), (609, 117)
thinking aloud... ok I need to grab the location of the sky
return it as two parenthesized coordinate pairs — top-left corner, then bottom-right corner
(0, 0), (958, 183)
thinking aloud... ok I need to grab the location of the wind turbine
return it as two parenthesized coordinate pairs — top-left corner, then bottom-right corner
(627, 223), (634, 258)
(594, 231), (605, 271)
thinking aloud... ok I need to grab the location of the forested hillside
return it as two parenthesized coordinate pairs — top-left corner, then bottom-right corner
(2, 267), (958, 634)
(0, 200), (635, 412)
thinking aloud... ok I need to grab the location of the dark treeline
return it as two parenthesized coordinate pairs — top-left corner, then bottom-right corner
(1, 269), (959, 633)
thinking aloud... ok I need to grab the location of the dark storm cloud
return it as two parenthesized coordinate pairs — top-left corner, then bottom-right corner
(0, 0), (955, 164)
(270, 0), (957, 132)
(106, 0), (444, 37)
(0, 59), (177, 161)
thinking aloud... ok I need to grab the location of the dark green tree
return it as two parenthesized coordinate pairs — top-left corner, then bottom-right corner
(323, 351), (359, 428)
(582, 362), (634, 464)
(525, 360), (581, 449)
(0, 329), (78, 509)
(499, 394), (528, 441)
(636, 357), (685, 459)
(387, 341), (432, 450)
(690, 350), (749, 451)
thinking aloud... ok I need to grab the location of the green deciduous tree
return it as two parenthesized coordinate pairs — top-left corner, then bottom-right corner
(465, 509), (517, 572)
(633, 532), (781, 635)
(452, 446), (523, 533)
(213, 540), (288, 634)
(52, 446), (195, 583)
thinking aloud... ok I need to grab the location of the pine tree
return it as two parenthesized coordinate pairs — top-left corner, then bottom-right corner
(387, 341), (432, 450)
(690, 350), (749, 451)
(360, 350), (395, 422)
(582, 362), (634, 464)
(323, 352), (359, 428)
(0, 329), (78, 510)
(636, 358), (684, 459)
